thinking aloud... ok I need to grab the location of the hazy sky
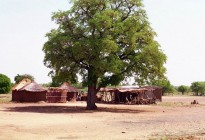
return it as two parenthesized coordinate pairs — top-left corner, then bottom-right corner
(0, 0), (205, 86)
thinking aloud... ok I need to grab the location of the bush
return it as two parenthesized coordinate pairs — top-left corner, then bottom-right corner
(0, 74), (11, 94)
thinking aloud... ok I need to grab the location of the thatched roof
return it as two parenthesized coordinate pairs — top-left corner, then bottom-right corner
(99, 87), (117, 92)
(59, 82), (78, 93)
(13, 80), (46, 92)
(100, 85), (162, 93)
(12, 78), (31, 91)
(19, 82), (46, 92)
(142, 86), (162, 90)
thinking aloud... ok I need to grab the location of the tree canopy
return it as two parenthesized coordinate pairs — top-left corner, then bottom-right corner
(0, 74), (11, 94)
(43, 0), (167, 109)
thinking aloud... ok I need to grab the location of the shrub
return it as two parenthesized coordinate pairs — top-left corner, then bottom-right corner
(0, 74), (11, 94)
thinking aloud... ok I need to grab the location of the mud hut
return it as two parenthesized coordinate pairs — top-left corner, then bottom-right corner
(12, 80), (47, 102)
(46, 88), (67, 103)
(99, 87), (117, 102)
(59, 82), (78, 101)
(99, 85), (162, 104)
(114, 86), (162, 104)
(142, 86), (163, 101)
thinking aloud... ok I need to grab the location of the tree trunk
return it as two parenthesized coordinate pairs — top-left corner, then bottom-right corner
(86, 68), (98, 110)
(86, 86), (97, 110)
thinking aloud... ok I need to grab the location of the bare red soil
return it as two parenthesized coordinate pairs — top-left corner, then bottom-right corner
(0, 96), (205, 140)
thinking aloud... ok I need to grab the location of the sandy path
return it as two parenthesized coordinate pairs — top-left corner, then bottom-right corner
(0, 96), (205, 140)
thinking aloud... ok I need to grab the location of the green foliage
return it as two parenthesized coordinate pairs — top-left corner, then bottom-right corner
(43, 0), (166, 86)
(41, 83), (52, 88)
(50, 73), (78, 87)
(14, 74), (34, 84)
(191, 82), (205, 96)
(99, 74), (124, 87)
(151, 78), (174, 94)
(43, 0), (167, 109)
(0, 74), (11, 94)
(177, 85), (189, 94)
(73, 82), (84, 89)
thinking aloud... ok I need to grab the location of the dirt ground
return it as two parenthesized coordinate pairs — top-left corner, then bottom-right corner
(0, 96), (205, 140)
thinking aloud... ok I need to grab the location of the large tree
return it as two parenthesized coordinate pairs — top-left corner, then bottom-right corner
(43, 0), (167, 110)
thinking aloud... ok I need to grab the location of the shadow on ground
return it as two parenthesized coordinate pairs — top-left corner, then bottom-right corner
(4, 105), (149, 114)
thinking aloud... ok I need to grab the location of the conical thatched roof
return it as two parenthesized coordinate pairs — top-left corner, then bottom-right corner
(59, 82), (78, 93)
(12, 78), (32, 91)
(19, 81), (46, 92)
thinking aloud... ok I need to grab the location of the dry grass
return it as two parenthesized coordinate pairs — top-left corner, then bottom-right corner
(154, 102), (187, 107)
(0, 94), (11, 103)
(150, 132), (205, 140)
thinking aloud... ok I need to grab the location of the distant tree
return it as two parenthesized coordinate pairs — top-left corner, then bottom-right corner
(41, 83), (52, 88)
(0, 74), (11, 94)
(50, 73), (77, 87)
(151, 78), (174, 94)
(43, 0), (167, 109)
(14, 74), (34, 84)
(191, 82), (205, 96)
(178, 85), (189, 95)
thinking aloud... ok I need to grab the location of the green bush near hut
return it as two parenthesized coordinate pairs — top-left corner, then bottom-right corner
(0, 74), (12, 94)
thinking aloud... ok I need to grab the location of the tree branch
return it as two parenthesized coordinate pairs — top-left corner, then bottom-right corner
(70, 53), (89, 70)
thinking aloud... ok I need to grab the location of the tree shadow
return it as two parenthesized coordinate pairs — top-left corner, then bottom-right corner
(4, 105), (149, 114)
